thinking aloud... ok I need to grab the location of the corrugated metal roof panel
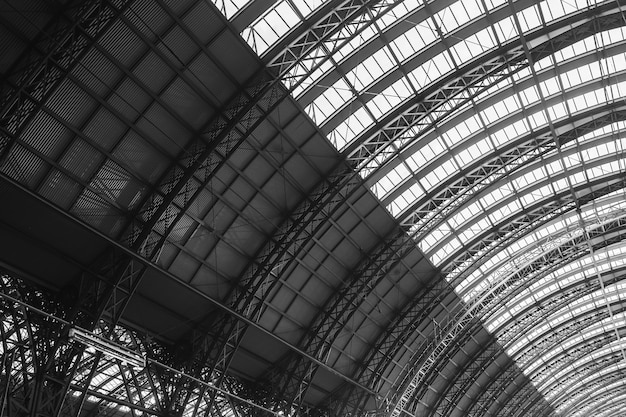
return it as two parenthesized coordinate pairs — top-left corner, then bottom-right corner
(39, 169), (82, 209)
(1, 144), (48, 187)
(59, 140), (104, 182)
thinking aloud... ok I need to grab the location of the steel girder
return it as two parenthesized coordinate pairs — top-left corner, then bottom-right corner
(442, 155), (626, 288)
(531, 330), (623, 390)
(200, 6), (407, 413)
(320, 37), (626, 417)
(342, 192), (578, 415)
(428, 271), (626, 416)
(1, 1), (404, 414)
(0, 273), (158, 417)
(565, 385), (626, 417)
(467, 261), (626, 413)
(243, 4), (624, 412)
(302, 101), (625, 417)
(402, 93), (626, 259)
(506, 385), (554, 417)
(468, 366), (520, 417)
(202, 0), (624, 412)
(382, 189), (587, 412)
(264, 0), (400, 91)
(0, 0), (212, 411)
(380, 178), (626, 416)
(484, 317), (617, 416)
(549, 370), (626, 416)
(146, 2), (408, 414)
(466, 288), (615, 415)
(440, 102), (626, 273)
(3, 0), (624, 412)
(0, 2), (146, 415)
(5, 0), (380, 414)
(270, 27), (626, 388)
(345, 160), (626, 417)
(269, 227), (419, 414)
(199, 3), (449, 415)
(434, 342), (512, 417)
(341, 1), (626, 174)
(470, 211), (626, 333)
(547, 351), (626, 409)
(0, 271), (283, 417)
(466, 214), (624, 396)
(0, 0), (131, 163)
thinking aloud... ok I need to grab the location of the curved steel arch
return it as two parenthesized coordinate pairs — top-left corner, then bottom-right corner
(517, 305), (623, 384)
(457, 200), (626, 317)
(0, 0), (132, 162)
(7, 0), (626, 416)
(423, 336), (520, 417)
(1, 2), (374, 415)
(443, 173), (626, 287)
(551, 367), (626, 415)
(543, 349), (625, 406)
(338, 2), (626, 170)
(434, 342), (506, 416)
(454, 272), (624, 408)
(330, 180), (626, 416)
(264, 0), (401, 90)
(334, 166), (616, 412)
(401, 258), (616, 416)
(49, 0), (401, 412)
(196, 20), (624, 412)
(0, 271), (288, 417)
(387, 57), (626, 233)
(470, 335), (609, 416)
(366, 12), (626, 190)
(533, 331), (619, 389)
(465, 314), (612, 414)
(193, 12), (626, 412)
(399, 104), (626, 245)
(492, 264), (626, 350)
(566, 385), (626, 417)
(312, 2), (617, 141)
(154, 5), (451, 414)
(385, 187), (626, 416)
(316, 152), (621, 416)
(462, 218), (626, 351)
(475, 274), (626, 415)
(427, 142), (626, 264)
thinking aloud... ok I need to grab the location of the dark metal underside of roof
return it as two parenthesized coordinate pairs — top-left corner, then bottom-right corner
(0, 0), (625, 416)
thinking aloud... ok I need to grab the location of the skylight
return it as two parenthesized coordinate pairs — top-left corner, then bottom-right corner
(211, 0), (626, 413)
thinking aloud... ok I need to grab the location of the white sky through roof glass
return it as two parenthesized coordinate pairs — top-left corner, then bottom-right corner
(209, 0), (626, 412)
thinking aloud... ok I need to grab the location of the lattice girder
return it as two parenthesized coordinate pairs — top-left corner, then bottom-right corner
(545, 370), (626, 417)
(398, 105), (626, 244)
(0, 0), (130, 162)
(265, 0), (399, 90)
(272, 227), (415, 413)
(341, 3), (626, 175)
(428, 223), (626, 409)
(0, 272), (284, 417)
(107, 4), (420, 411)
(545, 351), (625, 408)
(443, 171), (626, 284)
(435, 274), (618, 416)
(565, 385), (626, 417)
(370, 182), (626, 417)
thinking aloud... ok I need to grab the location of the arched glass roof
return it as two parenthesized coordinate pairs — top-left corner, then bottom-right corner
(4, 0), (626, 415)
(213, 0), (626, 414)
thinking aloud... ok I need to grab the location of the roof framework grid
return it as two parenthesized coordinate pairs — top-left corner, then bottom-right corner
(220, 0), (626, 415)
(5, 0), (626, 416)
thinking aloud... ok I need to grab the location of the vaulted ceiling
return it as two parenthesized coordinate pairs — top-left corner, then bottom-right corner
(1, 0), (626, 416)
